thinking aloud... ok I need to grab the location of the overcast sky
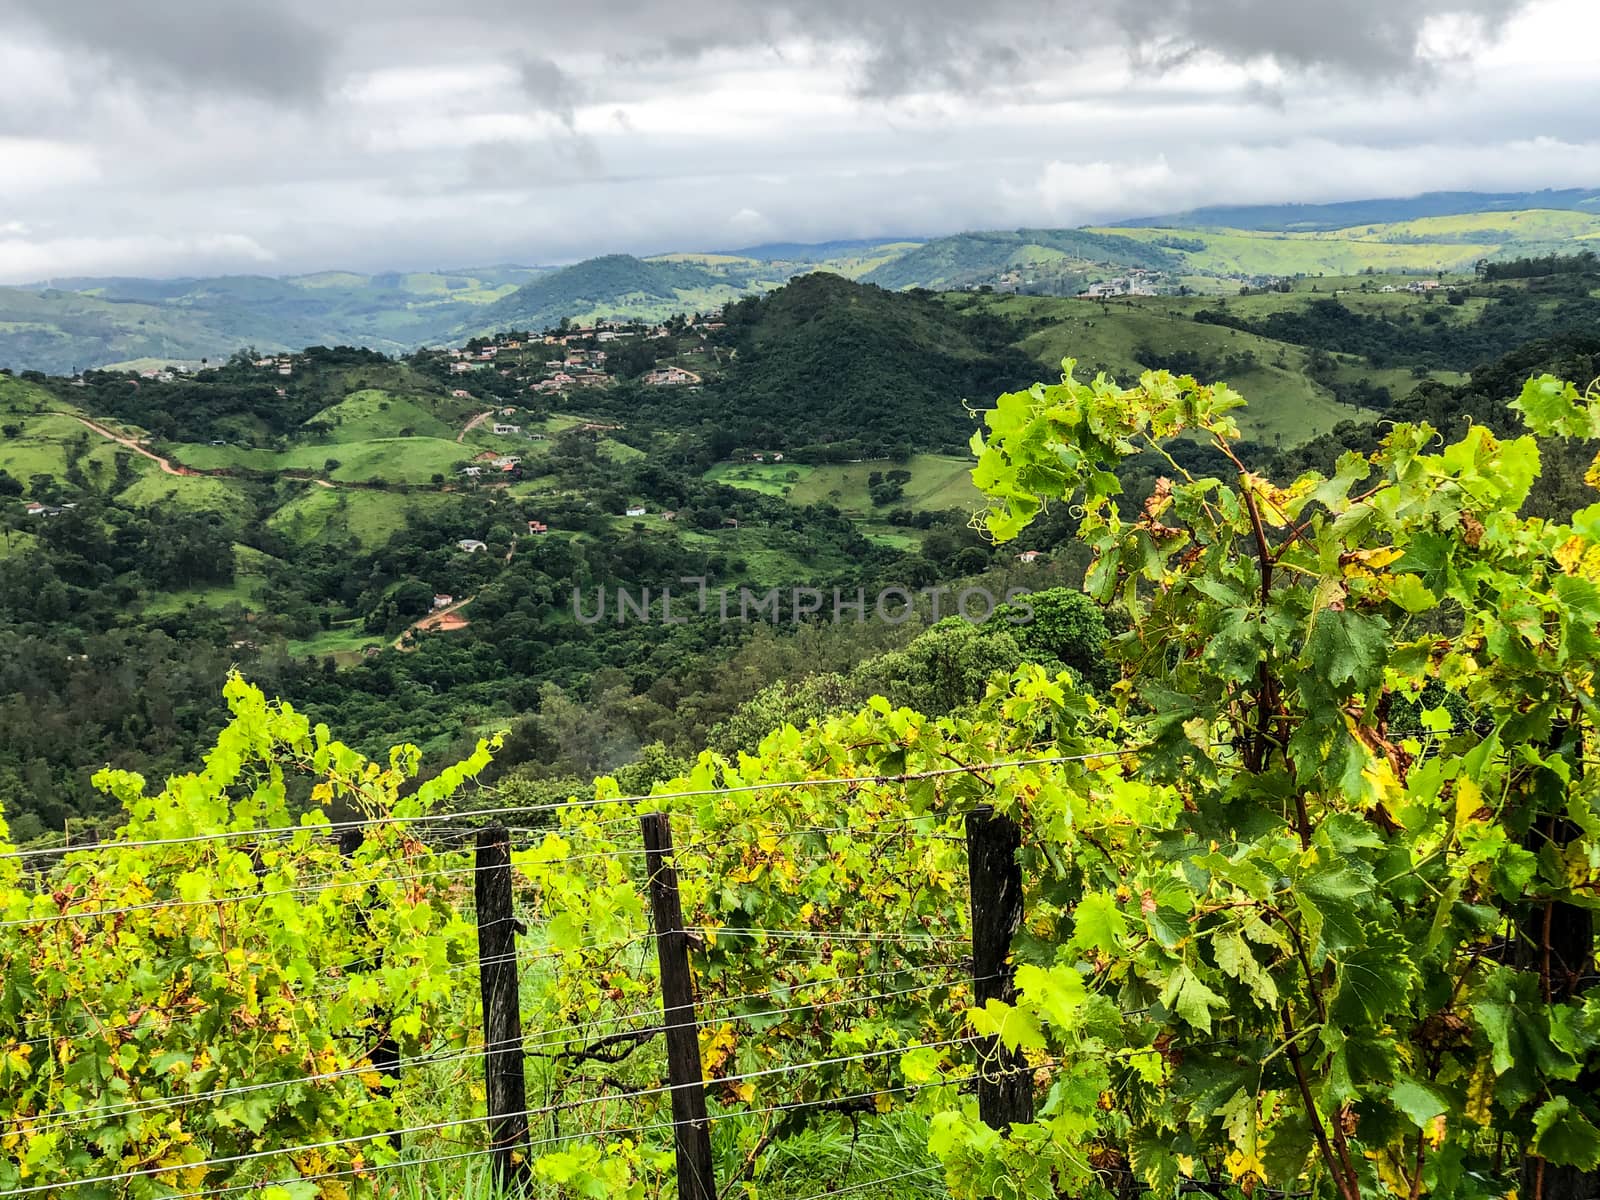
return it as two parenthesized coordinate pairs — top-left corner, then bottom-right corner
(1, 0), (1597, 283)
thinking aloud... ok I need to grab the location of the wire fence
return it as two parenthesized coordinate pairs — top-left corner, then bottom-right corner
(2, 729), (1459, 1200)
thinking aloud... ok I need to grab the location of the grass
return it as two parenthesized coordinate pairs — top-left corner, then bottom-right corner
(117, 472), (256, 528)
(950, 293), (1387, 444)
(287, 620), (388, 664)
(170, 437), (472, 484)
(267, 487), (456, 549)
(0, 410), (158, 491)
(1091, 224), (1499, 277)
(140, 544), (275, 614)
(708, 455), (982, 518)
(304, 388), (461, 442)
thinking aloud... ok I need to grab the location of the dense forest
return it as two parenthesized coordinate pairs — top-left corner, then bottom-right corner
(4, 262), (1599, 844)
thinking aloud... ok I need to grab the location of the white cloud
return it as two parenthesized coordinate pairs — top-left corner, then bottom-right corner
(0, 234), (274, 285)
(0, 138), (99, 197)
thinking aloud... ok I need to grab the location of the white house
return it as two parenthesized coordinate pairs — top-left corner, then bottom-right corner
(625, 505), (647, 517)
(432, 594), (454, 610)
(459, 466), (483, 477)
(457, 539), (488, 553)
(1017, 550), (1041, 564)
(493, 423), (521, 435)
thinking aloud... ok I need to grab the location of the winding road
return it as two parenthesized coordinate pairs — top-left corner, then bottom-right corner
(64, 413), (340, 489)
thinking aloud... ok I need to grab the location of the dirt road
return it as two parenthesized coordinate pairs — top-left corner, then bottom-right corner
(457, 410), (495, 443)
(395, 596), (473, 649)
(67, 415), (197, 476)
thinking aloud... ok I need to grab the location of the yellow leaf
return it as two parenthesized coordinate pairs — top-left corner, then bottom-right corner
(873, 1093), (892, 1114)
(699, 1023), (737, 1076)
(1455, 776), (1484, 828)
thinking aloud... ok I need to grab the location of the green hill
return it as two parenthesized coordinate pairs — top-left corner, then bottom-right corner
(860, 228), (1177, 291)
(668, 273), (1041, 453)
(478, 253), (774, 332)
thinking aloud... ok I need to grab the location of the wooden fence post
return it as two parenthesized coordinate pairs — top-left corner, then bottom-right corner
(640, 811), (717, 1200)
(338, 826), (401, 1151)
(476, 825), (531, 1191)
(967, 804), (1033, 1130)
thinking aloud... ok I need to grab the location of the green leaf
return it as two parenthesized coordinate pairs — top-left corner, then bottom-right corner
(1304, 608), (1388, 693)
(1015, 963), (1089, 1030)
(969, 999), (1046, 1052)
(1389, 1075), (1448, 1127)
(1385, 574), (1438, 614)
(1069, 892), (1128, 956)
(1330, 927), (1413, 1026)
(1531, 1096), (1600, 1170)
(1213, 929), (1279, 1008)
(1168, 965), (1227, 1034)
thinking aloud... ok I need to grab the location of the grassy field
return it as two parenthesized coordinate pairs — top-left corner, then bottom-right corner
(304, 388), (461, 442)
(266, 486), (455, 548)
(170, 436), (471, 484)
(140, 544), (276, 614)
(1087, 210), (1600, 280)
(950, 293), (1395, 444)
(0, 410), (157, 489)
(709, 453), (983, 517)
(116, 472), (257, 528)
(287, 620), (388, 664)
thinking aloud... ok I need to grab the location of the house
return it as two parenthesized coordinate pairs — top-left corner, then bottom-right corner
(492, 456), (521, 468)
(457, 539), (488, 553)
(277, 364), (292, 376)
(450, 362), (476, 374)
(274, 388), (287, 398)
(722, 517), (740, 528)
(209, 439), (227, 447)
(499, 406), (517, 416)
(772, 453), (784, 462)
(625, 505), (647, 517)
(433, 594), (454, 610)
(661, 511), (677, 522)
(451, 389), (472, 399)
(493, 423), (521, 435)
(643, 366), (702, 387)
(1380, 285), (1398, 293)
(26, 502), (63, 517)
(460, 466), (483, 478)
(527, 520), (548, 534)
(1017, 550), (1041, 564)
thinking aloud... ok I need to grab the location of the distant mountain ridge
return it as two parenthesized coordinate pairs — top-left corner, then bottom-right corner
(5, 188), (1600, 373)
(1116, 188), (1600, 232)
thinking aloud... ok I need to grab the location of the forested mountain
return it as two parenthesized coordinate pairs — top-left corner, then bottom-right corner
(605, 273), (1041, 455)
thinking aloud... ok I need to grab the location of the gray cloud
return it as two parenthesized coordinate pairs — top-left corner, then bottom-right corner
(0, 0), (1589, 283)
(1110, 0), (1531, 76)
(516, 55), (584, 128)
(1, 0), (331, 102)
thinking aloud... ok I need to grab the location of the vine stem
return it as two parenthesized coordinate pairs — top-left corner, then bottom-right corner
(1283, 1010), (1357, 1200)
(1215, 437), (1283, 782)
